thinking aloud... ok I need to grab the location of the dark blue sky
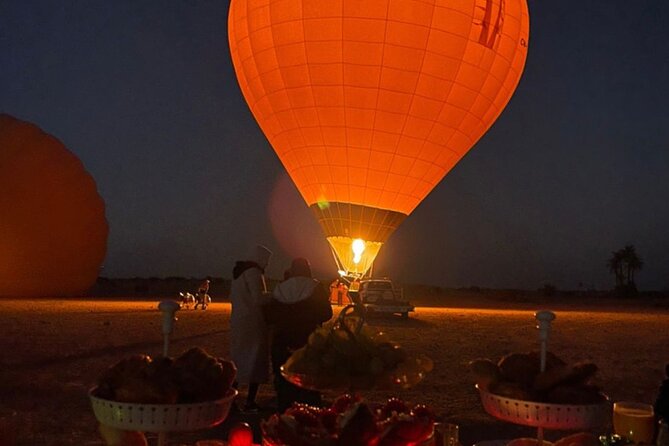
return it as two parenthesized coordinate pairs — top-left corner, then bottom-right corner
(2, 1), (668, 290)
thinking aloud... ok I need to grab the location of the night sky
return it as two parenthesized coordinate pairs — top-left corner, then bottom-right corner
(2, 1), (668, 291)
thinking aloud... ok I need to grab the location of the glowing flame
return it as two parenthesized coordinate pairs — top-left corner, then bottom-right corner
(327, 236), (382, 276)
(352, 239), (366, 264)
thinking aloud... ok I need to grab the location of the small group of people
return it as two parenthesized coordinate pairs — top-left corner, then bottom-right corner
(229, 245), (333, 413)
(329, 278), (351, 306)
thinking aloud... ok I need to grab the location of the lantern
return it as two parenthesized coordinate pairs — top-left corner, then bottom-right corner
(228, 0), (529, 276)
(0, 114), (108, 296)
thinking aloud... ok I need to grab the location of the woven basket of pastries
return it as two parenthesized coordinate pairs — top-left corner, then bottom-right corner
(89, 347), (238, 432)
(470, 352), (610, 430)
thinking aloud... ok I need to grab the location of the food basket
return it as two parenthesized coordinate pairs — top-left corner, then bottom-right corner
(89, 387), (237, 432)
(477, 384), (610, 430)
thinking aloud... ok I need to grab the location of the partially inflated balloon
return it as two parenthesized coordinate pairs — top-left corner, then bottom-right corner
(0, 114), (108, 296)
(229, 0), (529, 275)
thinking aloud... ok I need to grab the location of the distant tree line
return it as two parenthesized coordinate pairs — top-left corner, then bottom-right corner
(91, 244), (656, 300)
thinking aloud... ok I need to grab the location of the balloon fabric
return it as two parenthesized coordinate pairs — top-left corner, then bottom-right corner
(229, 0), (529, 275)
(0, 114), (108, 296)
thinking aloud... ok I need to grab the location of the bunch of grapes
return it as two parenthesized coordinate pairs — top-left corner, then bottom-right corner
(262, 395), (436, 446)
(282, 322), (432, 391)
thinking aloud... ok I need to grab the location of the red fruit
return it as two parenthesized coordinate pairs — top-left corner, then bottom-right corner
(228, 422), (254, 446)
(377, 433), (411, 446)
(338, 403), (379, 446)
(390, 418), (433, 443)
(285, 406), (319, 428)
(275, 416), (313, 446)
(287, 403), (318, 415)
(332, 393), (361, 413)
(411, 404), (435, 423)
(319, 407), (339, 433)
(379, 397), (410, 420)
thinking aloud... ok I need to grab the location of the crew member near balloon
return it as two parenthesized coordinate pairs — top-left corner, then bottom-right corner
(329, 279), (339, 305)
(229, 244), (272, 412)
(337, 281), (349, 306)
(265, 258), (333, 412)
(197, 279), (210, 296)
(195, 279), (211, 310)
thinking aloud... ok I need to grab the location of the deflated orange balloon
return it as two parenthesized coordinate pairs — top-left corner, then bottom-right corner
(0, 114), (108, 296)
(229, 0), (529, 275)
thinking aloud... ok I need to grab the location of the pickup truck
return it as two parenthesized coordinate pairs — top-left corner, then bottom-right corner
(352, 278), (414, 319)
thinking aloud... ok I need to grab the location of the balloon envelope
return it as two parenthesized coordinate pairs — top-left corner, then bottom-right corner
(0, 114), (108, 296)
(228, 0), (529, 275)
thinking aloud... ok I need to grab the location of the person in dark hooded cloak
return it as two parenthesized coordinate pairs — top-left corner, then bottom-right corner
(265, 257), (333, 412)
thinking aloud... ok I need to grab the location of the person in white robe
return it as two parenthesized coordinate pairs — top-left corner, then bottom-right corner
(229, 244), (272, 412)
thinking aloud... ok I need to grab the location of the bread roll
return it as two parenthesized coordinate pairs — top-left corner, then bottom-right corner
(470, 358), (502, 389)
(498, 353), (540, 388)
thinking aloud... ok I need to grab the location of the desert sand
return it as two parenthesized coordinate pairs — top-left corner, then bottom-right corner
(0, 297), (667, 445)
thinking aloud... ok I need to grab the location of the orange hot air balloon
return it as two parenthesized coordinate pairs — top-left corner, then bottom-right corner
(0, 114), (108, 296)
(229, 0), (529, 276)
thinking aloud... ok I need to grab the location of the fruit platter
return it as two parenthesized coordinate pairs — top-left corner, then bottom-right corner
(470, 351), (610, 430)
(281, 304), (433, 392)
(262, 394), (436, 446)
(89, 347), (238, 432)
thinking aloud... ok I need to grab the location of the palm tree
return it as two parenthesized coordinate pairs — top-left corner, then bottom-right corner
(621, 245), (643, 288)
(608, 245), (643, 295)
(607, 250), (624, 288)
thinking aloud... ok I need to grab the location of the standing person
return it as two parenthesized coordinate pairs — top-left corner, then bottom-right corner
(197, 279), (210, 295)
(194, 279), (211, 310)
(329, 279), (339, 305)
(265, 257), (333, 413)
(230, 244), (272, 413)
(337, 281), (347, 306)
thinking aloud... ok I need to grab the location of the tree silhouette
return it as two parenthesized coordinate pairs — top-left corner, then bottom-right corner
(608, 245), (643, 296)
(607, 250), (624, 289)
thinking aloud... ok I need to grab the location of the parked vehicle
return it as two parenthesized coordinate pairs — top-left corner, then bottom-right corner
(349, 278), (414, 318)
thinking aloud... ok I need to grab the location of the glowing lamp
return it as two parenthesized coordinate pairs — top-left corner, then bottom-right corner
(229, 0), (530, 276)
(0, 114), (108, 296)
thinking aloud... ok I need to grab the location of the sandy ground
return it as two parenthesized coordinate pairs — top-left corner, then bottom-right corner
(0, 298), (668, 445)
